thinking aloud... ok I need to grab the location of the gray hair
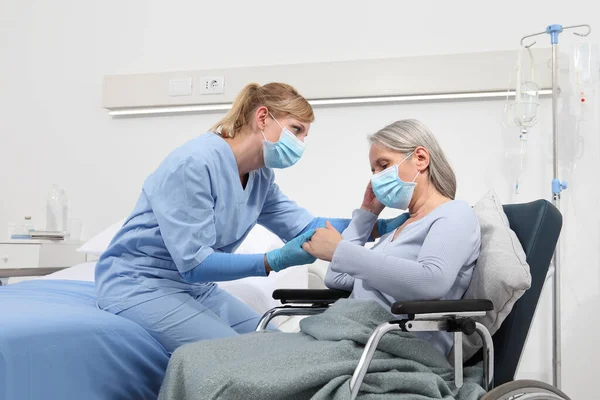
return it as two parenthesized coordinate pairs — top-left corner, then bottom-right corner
(368, 119), (456, 199)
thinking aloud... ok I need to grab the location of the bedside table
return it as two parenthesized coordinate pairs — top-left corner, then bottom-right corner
(0, 240), (87, 285)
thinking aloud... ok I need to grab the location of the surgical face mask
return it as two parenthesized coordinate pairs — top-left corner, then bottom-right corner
(262, 113), (306, 169)
(370, 152), (419, 210)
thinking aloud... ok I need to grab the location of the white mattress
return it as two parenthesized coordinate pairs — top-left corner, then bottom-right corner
(40, 261), (97, 282)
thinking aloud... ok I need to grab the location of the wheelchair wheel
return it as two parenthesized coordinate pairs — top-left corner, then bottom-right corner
(481, 379), (571, 400)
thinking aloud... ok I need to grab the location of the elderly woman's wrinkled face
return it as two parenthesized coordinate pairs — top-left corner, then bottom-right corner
(369, 144), (418, 183)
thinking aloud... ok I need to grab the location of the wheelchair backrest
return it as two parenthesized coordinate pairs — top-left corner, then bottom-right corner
(473, 199), (562, 385)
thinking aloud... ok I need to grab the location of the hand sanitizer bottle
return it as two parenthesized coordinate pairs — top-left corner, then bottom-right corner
(46, 184), (61, 231)
(59, 189), (68, 233)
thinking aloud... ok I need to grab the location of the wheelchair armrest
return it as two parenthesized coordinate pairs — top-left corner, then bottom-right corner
(273, 289), (351, 305)
(391, 299), (493, 315)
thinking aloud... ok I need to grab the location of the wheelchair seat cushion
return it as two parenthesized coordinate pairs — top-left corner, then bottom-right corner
(460, 190), (531, 360)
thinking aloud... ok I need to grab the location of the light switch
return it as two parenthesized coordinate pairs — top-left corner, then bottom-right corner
(169, 77), (193, 96)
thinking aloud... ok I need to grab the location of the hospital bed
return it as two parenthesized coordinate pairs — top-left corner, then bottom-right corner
(256, 199), (570, 400)
(0, 225), (313, 400)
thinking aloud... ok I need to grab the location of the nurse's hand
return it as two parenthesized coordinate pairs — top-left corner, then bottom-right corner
(373, 213), (410, 239)
(265, 229), (317, 272)
(302, 222), (343, 262)
(361, 182), (385, 216)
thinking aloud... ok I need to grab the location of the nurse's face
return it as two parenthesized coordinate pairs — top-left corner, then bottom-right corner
(259, 109), (311, 143)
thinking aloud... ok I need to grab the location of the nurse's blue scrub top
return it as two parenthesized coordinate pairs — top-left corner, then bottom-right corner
(95, 132), (313, 313)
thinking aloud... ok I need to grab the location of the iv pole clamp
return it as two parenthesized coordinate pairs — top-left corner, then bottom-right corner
(518, 24), (591, 391)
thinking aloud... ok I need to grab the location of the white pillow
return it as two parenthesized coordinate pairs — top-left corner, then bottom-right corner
(234, 224), (284, 254)
(459, 190), (531, 361)
(77, 218), (126, 255)
(77, 219), (286, 257)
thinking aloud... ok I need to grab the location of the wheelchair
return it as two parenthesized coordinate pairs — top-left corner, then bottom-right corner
(256, 199), (570, 400)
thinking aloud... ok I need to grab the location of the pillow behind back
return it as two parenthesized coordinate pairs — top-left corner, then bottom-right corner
(459, 190), (531, 361)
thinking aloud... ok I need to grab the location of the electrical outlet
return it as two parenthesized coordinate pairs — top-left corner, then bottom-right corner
(199, 76), (225, 94)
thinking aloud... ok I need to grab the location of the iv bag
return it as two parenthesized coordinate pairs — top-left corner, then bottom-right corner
(569, 42), (599, 108)
(501, 46), (540, 198)
(572, 42), (598, 89)
(504, 81), (540, 128)
(514, 81), (540, 126)
(503, 47), (540, 129)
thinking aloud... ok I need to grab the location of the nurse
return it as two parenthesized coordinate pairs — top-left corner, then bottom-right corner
(95, 82), (403, 353)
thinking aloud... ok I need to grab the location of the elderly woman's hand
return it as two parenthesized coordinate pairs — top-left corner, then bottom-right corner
(302, 221), (343, 262)
(361, 181), (385, 216)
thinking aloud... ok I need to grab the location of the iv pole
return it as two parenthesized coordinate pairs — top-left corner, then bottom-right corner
(519, 24), (592, 390)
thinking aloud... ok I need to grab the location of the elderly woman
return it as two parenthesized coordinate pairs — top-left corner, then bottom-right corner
(304, 118), (481, 355)
(158, 119), (483, 400)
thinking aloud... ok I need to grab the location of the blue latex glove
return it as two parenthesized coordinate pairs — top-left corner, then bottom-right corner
(301, 218), (351, 235)
(376, 213), (410, 237)
(266, 229), (316, 272)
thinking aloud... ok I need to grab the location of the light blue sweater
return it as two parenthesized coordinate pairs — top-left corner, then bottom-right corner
(325, 200), (481, 355)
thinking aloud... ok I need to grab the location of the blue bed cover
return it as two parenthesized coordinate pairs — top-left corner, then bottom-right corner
(0, 280), (169, 400)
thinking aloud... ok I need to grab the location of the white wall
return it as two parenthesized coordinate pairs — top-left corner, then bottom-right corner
(1, 1), (598, 398)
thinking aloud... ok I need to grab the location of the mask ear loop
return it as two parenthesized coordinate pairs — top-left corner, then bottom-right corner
(412, 171), (420, 182)
(399, 151), (415, 166)
(396, 151), (419, 182)
(261, 110), (283, 142)
(261, 111), (282, 143)
(268, 111), (285, 130)
(268, 111), (307, 149)
(263, 111), (286, 144)
(404, 150), (420, 183)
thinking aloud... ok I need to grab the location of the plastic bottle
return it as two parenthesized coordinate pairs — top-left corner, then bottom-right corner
(46, 184), (61, 231)
(59, 189), (68, 233)
(10, 217), (32, 239)
(23, 216), (34, 233)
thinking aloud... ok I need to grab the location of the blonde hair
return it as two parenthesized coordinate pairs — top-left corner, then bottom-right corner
(369, 119), (457, 199)
(211, 82), (314, 137)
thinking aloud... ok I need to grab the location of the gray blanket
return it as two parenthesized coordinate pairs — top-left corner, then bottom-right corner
(158, 299), (485, 400)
